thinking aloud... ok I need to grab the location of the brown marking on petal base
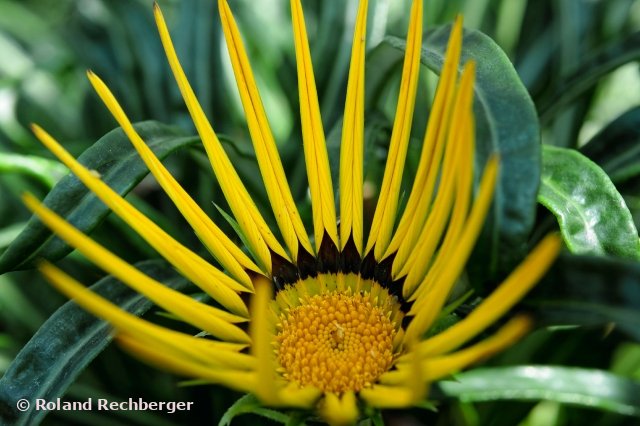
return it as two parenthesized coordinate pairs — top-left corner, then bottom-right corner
(339, 234), (362, 274)
(316, 232), (340, 274)
(270, 250), (299, 289)
(297, 242), (317, 280)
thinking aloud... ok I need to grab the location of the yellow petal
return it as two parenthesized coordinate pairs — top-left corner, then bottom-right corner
(385, 17), (463, 264)
(273, 382), (322, 409)
(86, 70), (259, 287)
(25, 195), (250, 343)
(39, 261), (251, 369)
(382, 315), (532, 385)
(154, 3), (289, 271)
(290, 0), (338, 251)
(117, 333), (256, 393)
(31, 125), (253, 316)
(365, 0), (423, 260)
(320, 392), (359, 426)
(415, 234), (561, 357)
(397, 61), (476, 291)
(359, 384), (416, 409)
(413, 110), (474, 289)
(339, 0), (368, 254)
(249, 276), (279, 405)
(402, 155), (498, 343)
(219, 0), (313, 259)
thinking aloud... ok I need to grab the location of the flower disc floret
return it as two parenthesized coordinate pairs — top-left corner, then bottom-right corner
(276, 290), (396, 393)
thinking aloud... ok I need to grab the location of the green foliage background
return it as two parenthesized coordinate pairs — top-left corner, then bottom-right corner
(1, 0), (640, 425)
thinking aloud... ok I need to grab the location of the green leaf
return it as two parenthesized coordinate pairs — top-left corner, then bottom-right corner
(218, 394), (290, 426)
(434, 366), (640, 417)
(538, 145), (640, 259)
(0, 260), (189, 426)
(0, 121), (199, 273)
(0, 153), (68, 188)
(531, 253), (640, 341)
(366, 25), (540, 278)
(538, 31), (640, 124)
(580, 106), (640, 188)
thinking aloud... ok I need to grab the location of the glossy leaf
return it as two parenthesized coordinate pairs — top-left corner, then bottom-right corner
(218, 394), (289, 426)
(531, 253), (640, 341)
(0, 260), (189, 426)
(0, 121), (200, 273)
(538, 145), (640, 259)
(366, 25), (540, 279)
(0, 153), (68, 188)
(434, 366), (640, 417)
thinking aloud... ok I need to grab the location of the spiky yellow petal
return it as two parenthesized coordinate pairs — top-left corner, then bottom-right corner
(39, 261), (251, 368)
(397, 61), (476, 288)
(154, 3), (289, 271)
(249, 276), (279, 405)
(339, 0), (368, 254)
(384, 16), (464, 264)
(402, 155), (498, 343)
(414, 234), (561, 358)
(320, 392), (359, 426)
(30, 125), (252, 312)
(117, 333), (255, 393)
(25, 194), (250, 343)
(359, 385), (417, 409)
(87, 70), (259, 287)
(365, 0), (423, 260)
(382, 316), (532, 385)
(219, 0), (313, 259)
(290, 0), (338, 250)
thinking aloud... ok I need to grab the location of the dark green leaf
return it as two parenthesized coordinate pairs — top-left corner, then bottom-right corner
(531, 253), (640, 341)
(0, 260), (189, 426)
(580, 106), (640, 187)
(366, 25), (540, 278)
(218, 394), (289, 426)
(0, 121), (199, 273)
(434, 366), (640, 417)
(538, 145), (640, 259)
(538, 31), (640, 123)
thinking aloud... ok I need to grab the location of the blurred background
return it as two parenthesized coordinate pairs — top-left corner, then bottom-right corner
(1, 0), (640, 424)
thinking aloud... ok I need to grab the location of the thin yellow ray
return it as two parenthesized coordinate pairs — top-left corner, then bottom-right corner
(117, 333), (256, 393)
(39, 261), (251, 369)
(398, 65), (477, 293)
(320, 392), (359, 426)
(154, 3), (289, 271)
(359, 384), (416, 409)
(416, 113), (474, 288)
(402, 156), (498, 343)
(381, 315), (531, 385)
(339, 0), (368, 254)
(364, 0), (423, 260)
(414, 234), (561, 358)
(273, 382), (322, 409)
(25, 195), (251, 343)
(384, 17), (463, 262)
(290, 0), (338, 250)
(219, 0), (313, 259)
(86, 71), (260, 286)
(30, 125), (252, 313)
(249, 276), (279, 405)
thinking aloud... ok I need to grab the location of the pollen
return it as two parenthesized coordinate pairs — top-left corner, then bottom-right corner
(275, 291), (396, 393)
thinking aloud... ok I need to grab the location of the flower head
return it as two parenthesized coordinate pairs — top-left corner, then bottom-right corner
(24, 0), (560, 424)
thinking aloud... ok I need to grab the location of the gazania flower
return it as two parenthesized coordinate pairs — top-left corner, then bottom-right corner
(23, 0), (560, 424)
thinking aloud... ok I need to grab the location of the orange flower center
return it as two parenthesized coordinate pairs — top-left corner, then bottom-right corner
(275, 290), (396, 393)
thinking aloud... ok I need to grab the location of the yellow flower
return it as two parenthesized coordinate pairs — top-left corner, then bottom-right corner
(23, 0), (560, 424)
